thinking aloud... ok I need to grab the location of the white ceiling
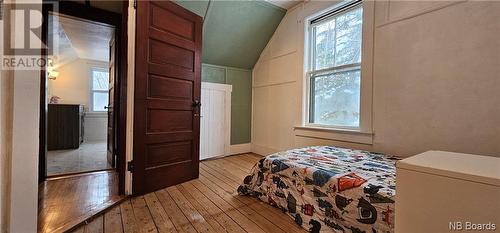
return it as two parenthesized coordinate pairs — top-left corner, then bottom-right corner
(49, 14), (114, 68)
(265, 0), (302, 10)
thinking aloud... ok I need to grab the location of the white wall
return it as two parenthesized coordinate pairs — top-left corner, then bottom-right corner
(84, 114), (107, 142)
(0, 42), (13, 233)
(48, 58), (107, 110)
(0, 1), (42, 232)
(49, 58), (108, 142)
(0, 1), (125, 231)
(252, 1), (500, 157)
(9, 64), (40, 233)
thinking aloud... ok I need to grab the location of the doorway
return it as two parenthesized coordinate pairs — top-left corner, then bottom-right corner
(45, 14), (115, 176)
(38, 1), (127, 232)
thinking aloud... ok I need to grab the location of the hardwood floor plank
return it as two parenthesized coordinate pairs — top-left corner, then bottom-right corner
(244, 153), (264, 160)
(222, 156), (255, 172)
(212, 158), (249, 176)
(199, 163), (241, 189)
(196, 174), (286, 233)
(143, 193), (178, 233)
(39, 171), (120, 233)
(179, 182), (246, 233)
(120, 200), (139, 233)
(84, 216), (104, 233)
(199, 164), (304, 233)
(175, 184), (231, 233)
(46, 177), (74, 232)
(230, 154), (255, 164)
(52, 155), (306, 233)
(130, 197), (158, 233)
(166, 186), (218, 233)
(203, 161), (243, 184)
(155, 189), (198, 233)
(104, 205), (124, 233)
(189, 179), (267, 233)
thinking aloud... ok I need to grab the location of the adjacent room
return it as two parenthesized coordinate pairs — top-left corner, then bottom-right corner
(0, 1), (498, 233)
(46, 14), (114, 176)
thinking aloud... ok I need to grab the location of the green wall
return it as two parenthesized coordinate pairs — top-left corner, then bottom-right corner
(174, 1), (285, 145)
(202, 64), (252, 145)
(175, 0), (286, 69)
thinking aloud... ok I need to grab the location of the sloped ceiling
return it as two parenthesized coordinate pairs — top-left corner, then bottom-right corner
(175, 0), (286, 69)
(49, 14), (114, 68)
(59, 16), (114, 62)
(264, 0), (302, 10)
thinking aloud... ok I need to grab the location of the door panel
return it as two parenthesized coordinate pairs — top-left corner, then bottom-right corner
(147, 110), (193, 132)
(200, 89), (226, 159)
(107, 34), (116, 167)
(148, 75), (193, 99)
(146, 141), (192, 167)
(150, 5), (194, 40)
(149, 40), (194, 69)
(134, 1), (202, 195)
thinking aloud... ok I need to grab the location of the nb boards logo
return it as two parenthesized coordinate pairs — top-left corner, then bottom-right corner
(1, 2), (57, 70)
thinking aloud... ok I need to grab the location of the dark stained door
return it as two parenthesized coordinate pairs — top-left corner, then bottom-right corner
(133, 1), (202, 195)
(107, 34), (116, 167)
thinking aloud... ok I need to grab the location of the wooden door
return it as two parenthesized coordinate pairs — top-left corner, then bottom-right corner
(107, 34), (116, 167)
(133, 1), (203, 194)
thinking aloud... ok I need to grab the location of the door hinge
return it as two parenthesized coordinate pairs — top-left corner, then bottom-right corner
(127, 160), (134, 172)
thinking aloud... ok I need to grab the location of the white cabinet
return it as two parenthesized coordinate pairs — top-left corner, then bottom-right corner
(395, 151), (500, 233)
(199, 82), (231, 160)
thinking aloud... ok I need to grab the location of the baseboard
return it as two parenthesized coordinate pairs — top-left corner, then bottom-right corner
(228, 143), (251, 155)
(251, 144), (280, 156)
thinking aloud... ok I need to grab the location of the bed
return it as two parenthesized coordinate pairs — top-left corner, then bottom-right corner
(238, 146), (396, 233)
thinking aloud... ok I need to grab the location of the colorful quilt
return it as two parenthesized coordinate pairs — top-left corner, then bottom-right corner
(238, 146), (396, 233)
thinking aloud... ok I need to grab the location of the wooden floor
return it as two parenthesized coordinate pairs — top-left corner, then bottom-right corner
(38, 171), (123, 233)
(70, 153), (306, 233)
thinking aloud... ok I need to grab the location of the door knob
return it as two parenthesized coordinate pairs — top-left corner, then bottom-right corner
(192, 100), (201, 108)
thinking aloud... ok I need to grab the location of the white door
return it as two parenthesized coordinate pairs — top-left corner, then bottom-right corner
(200, 82), (232, 160)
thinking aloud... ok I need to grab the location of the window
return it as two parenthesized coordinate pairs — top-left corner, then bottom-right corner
(307, 1), (363, 129)
(90, 68), (109, 112)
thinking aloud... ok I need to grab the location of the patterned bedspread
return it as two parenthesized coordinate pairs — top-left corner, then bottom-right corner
(238, 146), (396, 233)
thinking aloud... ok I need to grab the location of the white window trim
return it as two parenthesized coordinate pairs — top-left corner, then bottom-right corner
(89, 67), (109, 113)
(297, 0), (375, 144)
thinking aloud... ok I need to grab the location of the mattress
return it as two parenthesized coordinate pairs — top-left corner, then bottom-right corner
(238, 146), (396, 233)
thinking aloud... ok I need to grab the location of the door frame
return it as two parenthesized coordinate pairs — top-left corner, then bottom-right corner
(39, 0), (128, 195)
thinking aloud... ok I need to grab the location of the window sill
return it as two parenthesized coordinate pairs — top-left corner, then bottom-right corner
(294, 126), (373, 145)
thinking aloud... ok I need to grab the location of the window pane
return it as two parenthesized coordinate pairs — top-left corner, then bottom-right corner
(313, 6), (363, 70)
(93, 92), (109, 112)
(314, 20), (336, 70)
(92, 70), (109, 91)
(334, 7), (362, 66)
(311, 69), (360, 127)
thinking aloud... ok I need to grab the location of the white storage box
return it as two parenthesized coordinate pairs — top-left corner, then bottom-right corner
(395, 151), (500, 233)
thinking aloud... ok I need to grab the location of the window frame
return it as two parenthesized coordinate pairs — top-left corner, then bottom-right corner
(304, 0), (373, 134)
(89, 67), (110, 113)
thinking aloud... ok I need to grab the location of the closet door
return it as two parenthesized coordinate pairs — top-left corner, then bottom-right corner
(200, 83), (231, 160)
